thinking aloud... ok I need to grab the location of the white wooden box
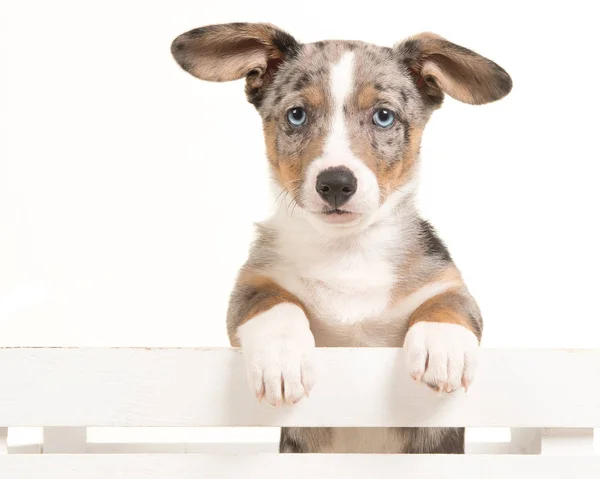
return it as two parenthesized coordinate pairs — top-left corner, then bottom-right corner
(0, 347), (598, 477)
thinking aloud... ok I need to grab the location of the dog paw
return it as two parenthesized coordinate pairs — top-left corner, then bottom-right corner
(404, 322), (478, 393)
(244, 336), (315, 406)
(237, 304), (316, 407)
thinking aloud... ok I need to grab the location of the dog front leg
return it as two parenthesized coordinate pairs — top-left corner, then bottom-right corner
(227, 273), (315, 406)
(403, 289), (482, 393)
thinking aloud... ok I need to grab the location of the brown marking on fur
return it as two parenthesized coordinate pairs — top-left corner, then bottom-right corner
(391, 262), (462, 307)
(434, 265), (463, 283)
(302, 85), (326, 108)
(394, 259), (483, 340)
(408, 290), (479, 338)
(356, 85), (379, 110)
(409, 291), (469, 328)
(228, 271), (307, 346)
(377, 125), (423, 199)
(263, 119), (279, 168)
(348, 131), (380, 174)
(263, 120), (302, 189)
(263, 118), (326, 195)
(240, 274), (306, 321)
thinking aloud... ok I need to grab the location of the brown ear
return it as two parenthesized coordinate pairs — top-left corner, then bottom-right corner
(171, 22), (299, 107)
(396, 32), (512, 105)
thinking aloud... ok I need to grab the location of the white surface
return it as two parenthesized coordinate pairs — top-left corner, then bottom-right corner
(1, 454), (599, 478)
(0, 348), (599, 428)
(1, 0), (599, 350)
(540, 428), (595, 456)
(42, 428), (86, 453)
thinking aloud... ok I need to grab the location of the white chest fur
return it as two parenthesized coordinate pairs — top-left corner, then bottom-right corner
(283, 250), (394, 324)
(267, 214), (407, 346)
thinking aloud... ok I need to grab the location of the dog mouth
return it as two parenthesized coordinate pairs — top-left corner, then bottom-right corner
(323, 208), (351, 215)
(317, 208), (361, 225)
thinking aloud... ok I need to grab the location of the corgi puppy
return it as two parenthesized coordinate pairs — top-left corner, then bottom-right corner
(171, 22), (511, 454)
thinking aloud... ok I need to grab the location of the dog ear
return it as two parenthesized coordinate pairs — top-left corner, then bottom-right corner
(171, 22), (299, 107)
(396, 33), (512, 105)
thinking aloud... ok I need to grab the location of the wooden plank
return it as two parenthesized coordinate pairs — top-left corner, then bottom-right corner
(84, 441), (510, 455)
(7, 427), (42, 454)
(85, 442), (279, 454)
(540, 428), (595, 456)
(6, 441), (513, 455)
(0, 348), (599, 427)
(0, 454), (599, 478)
(42, 428), (86, 453)
(466, 442), (512, 455)
(0, 428), (7, 454)
(7, 443), (41, 454)
(510, 428), (541, 454)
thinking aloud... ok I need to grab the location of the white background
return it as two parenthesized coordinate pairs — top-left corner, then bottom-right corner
(1, 0), (599, 447)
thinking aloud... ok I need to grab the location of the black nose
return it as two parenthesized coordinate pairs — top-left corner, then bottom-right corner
(316, 166), (357, 208)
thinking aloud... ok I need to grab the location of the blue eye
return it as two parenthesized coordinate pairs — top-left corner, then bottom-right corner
(373, 108), (395, 128)
(287, 107), (307, 126)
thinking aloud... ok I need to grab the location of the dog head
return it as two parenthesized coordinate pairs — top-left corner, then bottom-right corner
(172, 23), (511, 233)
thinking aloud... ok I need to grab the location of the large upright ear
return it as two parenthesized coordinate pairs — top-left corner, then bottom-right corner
(171, 22), (300, 107)
(396, 33), (512, 105)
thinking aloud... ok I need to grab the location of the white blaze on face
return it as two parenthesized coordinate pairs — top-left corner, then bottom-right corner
(325, 52), (356, 166)
(303, 51), (380, 225)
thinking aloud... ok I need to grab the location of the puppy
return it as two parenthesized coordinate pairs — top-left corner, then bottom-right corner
(171, 23), (511, 454)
